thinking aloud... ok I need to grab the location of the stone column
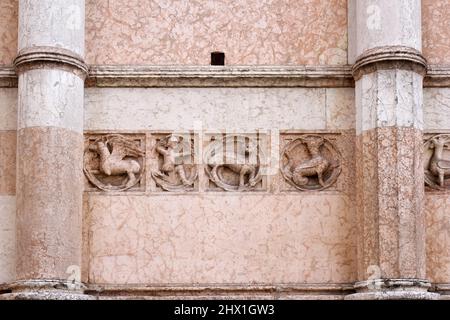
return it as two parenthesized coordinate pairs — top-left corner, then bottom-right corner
(5, 0), (89, 299)
(347, 0), (438, 299)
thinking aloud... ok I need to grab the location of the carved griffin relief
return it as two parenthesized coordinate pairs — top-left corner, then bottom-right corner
(281, 135), (341, 191)
(151, 134), (198, 192)
(84, 134), (145, 191)
(204, 135), (263, 191)
(424, 134), (450, 190)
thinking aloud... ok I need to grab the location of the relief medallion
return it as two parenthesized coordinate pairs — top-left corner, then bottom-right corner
(204, 134), (264, 192)
(84, 134), (145, 191)
(281, 135), (341, 191)
(151, 134), (198, 192)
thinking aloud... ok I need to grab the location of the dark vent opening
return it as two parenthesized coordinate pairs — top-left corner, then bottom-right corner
(211, 52), (225, 65)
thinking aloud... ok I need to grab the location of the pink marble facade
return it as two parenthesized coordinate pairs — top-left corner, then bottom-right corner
(16, 127), (84, 280)
(0, 131), (16, 195)
(422, 0), (450, 64)
(2, 0), (450, 66)
(85, 0), (348, 65)
(85, 194), (357, 284)
(80, 86), (358, 287)
(355, 127), (426, 281)
(0, 0), (450, 300)
(0, 0), (18, 65)
(426, 194), (450, 283)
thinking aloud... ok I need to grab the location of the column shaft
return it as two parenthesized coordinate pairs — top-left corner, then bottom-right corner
(7, 0), (88, 299)
(348, 0), (438, 299)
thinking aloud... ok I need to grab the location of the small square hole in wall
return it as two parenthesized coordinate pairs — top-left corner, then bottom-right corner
(211, 52), (225, 65)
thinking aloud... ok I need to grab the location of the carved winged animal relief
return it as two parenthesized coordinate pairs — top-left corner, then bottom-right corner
(84, 134), (145, 192)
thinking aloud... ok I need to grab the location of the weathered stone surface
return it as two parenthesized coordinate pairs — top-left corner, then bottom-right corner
(422, 0), (450, 65)
(424, 88), (450, 130)
(84, 87), (357, 132)
(0, 0), (18, 65)
(0, 0), (448, 301)
(355, 69), (424, 134)
(9, 0), (87, 299)
(355, 127), (425, 280)
(85, 193), (357, 284)
(426, 194), (450, 284)
(0, 196), (16, 284)
(16, 127), (83, 280)
(19, 0), (85, 56)
(85, 0), (347, 65)
(348, 0), (422, 63)
(18, 69), (84, 133)
(0, 131), (16, 195)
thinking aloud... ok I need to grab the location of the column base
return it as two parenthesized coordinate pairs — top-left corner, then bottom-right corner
(0, 279), (95, 300)
(345, 279), (440, 300)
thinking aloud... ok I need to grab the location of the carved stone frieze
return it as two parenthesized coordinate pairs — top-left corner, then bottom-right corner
(151, 134), (198, 192)
(424, 134), (450, 190)
(281, 134), (341, 191)
(204, 134), (265, 192)
(84, 134), (145, 192)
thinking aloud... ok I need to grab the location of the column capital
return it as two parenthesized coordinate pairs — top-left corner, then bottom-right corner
(14, 46), (88, 79)
(352, 46), (427, 80)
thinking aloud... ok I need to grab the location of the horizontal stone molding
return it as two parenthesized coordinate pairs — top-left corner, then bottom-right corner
(84, 283), (355, 298)
(425, 65), (450, 87)
(2, 282), (450, 299)
(352, 46), (428, 81)
(7, 279), (87, 292)
(0, 64), (450, 88)
(0, 279), (95, 300)
(434, 284), (450, 296)
(346, 279), (441, 300)
(14, 46), (88, 78)
(86, 65), (354, 87)
(353, 278), (432, 292)
(0, 67), (17, 87)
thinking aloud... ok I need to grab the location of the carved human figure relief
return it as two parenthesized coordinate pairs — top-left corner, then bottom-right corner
(281, 135), (341, 191)
(84, 134), (145, 191)
(204, 135), (263, 192)
(152, 134), (198, 192)
(424, 134), (450, 190)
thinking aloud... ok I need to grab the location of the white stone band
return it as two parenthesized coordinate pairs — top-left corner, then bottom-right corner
(356, 68), (424, 134)
(18, 69), (84, 133)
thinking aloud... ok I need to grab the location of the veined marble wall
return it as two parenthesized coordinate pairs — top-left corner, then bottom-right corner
(84, 88), (355, 131)
(0, 0), (449, 297)
(0, 88), (17, 284)
(78, 87), (450, 286)
(1, 86), (450, 286)
(85, 0), (348, 65)
(85, 194), (356, 284)
(423, 88), (450, 285)
(422, 0), (450, 65)
(0, 0), (18, 65)
(1, 1), (450, 66)
(83, 87), (358, 285)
